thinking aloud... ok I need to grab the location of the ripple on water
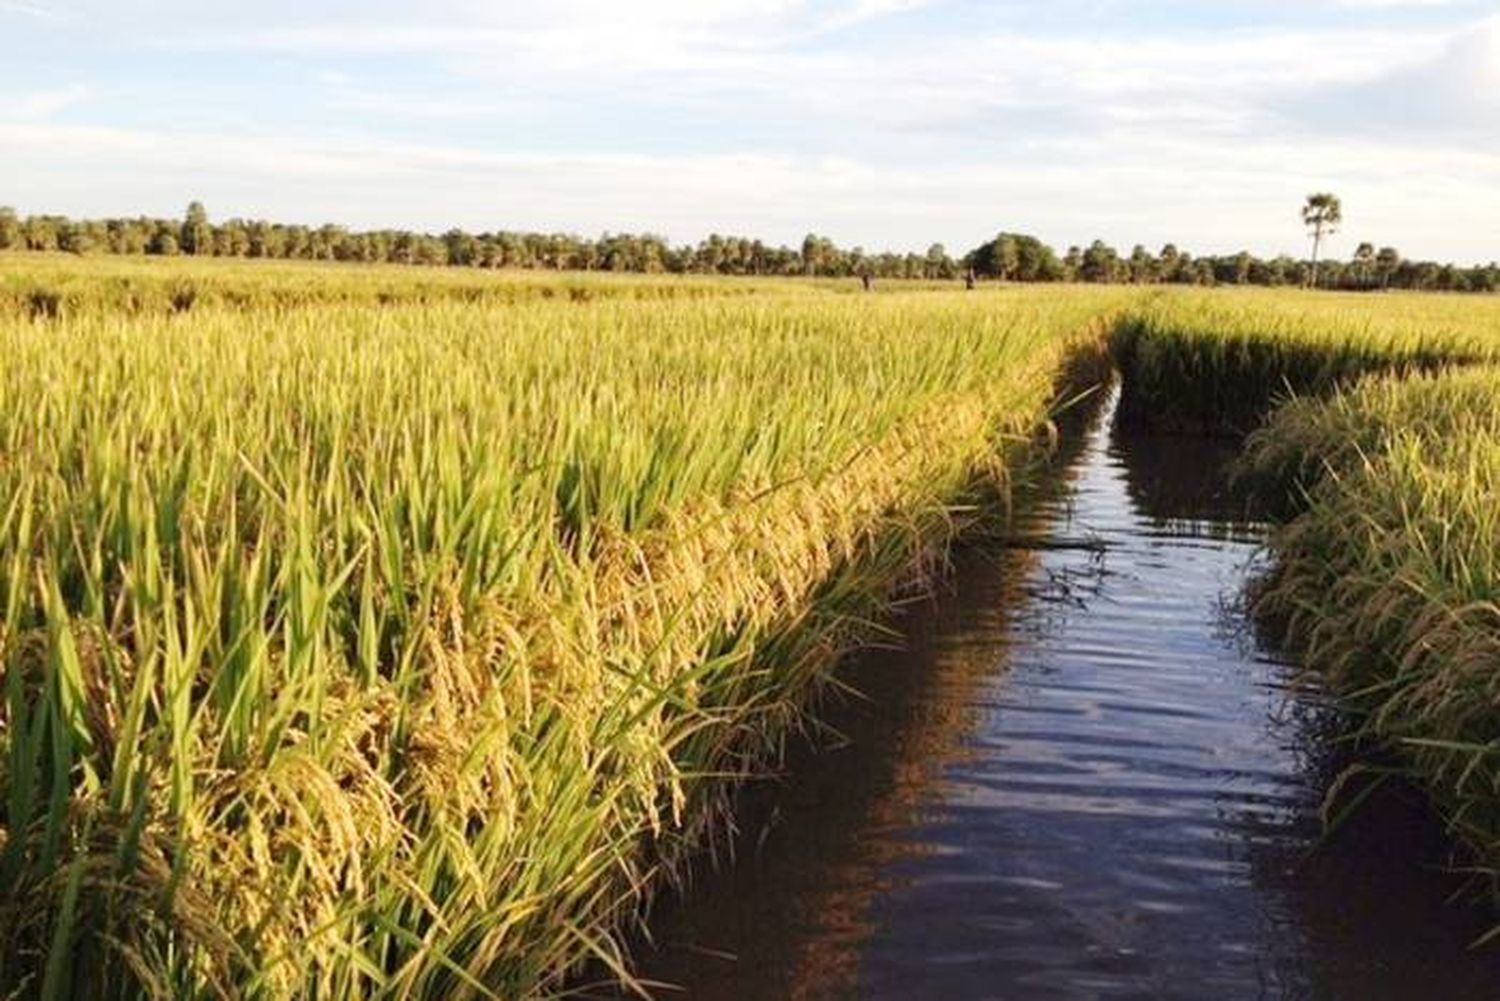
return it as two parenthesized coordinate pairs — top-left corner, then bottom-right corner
(603, 391), (1500, 1001)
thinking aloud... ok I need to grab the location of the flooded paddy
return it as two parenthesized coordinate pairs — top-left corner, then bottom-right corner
(612, 392), (1500, 1001)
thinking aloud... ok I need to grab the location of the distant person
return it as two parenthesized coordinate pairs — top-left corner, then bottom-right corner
(861, 273), (873, 292)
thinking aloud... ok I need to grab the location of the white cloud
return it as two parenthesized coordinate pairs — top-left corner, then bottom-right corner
(3, 119), (1496, 262)
(3, 2), (1497, 261)
(0, 0), (67, 19)
(1280, 15), (1500, 143)
(154, 1), (901, 59)
(1, 83), (88, 120)
(1333, 0), (1463, 7)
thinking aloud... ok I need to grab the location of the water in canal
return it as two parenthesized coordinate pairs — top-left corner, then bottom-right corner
(607, 390), (1500, 1001)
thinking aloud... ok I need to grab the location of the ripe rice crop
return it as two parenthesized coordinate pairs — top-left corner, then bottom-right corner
(1130, 290), (1500, 909)
(0, 271), (1125, 998)
(1241, 367), (1500, 905)
(1114, 289), (1500, 434)
(3, 252), (1499, 997)
(0, 253), (810, 321)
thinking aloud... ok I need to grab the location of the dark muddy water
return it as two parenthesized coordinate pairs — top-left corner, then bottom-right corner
(604, 393), (1500, 1001)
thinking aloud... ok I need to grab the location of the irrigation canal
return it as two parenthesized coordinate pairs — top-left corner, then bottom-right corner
(599, 389), (1500, 1001)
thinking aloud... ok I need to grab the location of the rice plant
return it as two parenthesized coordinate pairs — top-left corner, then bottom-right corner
(1114, 288), (1500, 434)
(0, 274), (1127, 999)
(1240, 368), (1500, 898)
(1131, 290), (1500, 905)
(4, 251), (1499, 997)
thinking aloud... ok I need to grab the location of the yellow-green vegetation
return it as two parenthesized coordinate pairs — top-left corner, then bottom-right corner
(0, 253), (804, 321)
(0, 253), (966, 320)
(1123, 290), (1500, 905)
(1114, 289), (1500, 433)
(3, 254), (1500, 998)
(1241, 366), (1500, 902)
(0, 265), (1126, 998)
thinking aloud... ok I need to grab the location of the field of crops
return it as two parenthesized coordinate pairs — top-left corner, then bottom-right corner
(0, 257), (1129, 998)
(1, 254), (1498, 998)
(0, 254), (965, 321)
(1115, 289), (1500, 926)
(0, 254), (796, 320)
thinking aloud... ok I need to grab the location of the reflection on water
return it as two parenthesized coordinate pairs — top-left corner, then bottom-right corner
(604, 390), (1500, 1001)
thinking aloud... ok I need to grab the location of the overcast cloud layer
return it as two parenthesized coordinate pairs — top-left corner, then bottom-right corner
(2, 0), (1497, 261)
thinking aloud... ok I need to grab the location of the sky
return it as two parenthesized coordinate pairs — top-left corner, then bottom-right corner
(2, 0), (1498, 262)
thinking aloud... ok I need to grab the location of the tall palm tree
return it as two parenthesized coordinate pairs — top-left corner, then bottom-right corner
(1302, 193), (1342, 288)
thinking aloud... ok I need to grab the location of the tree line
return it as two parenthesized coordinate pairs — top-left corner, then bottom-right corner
(1, 202), (1494, 293)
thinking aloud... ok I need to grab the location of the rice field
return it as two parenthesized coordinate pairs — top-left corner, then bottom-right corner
(1240, 363), (1500, 906)
(1117, 289), (1500, 918)
(1114, 289), (1500, 908)
(1113, 288), (1500, 434)
(0, 258), (1127, 998)
(1, 255), (1498, 997)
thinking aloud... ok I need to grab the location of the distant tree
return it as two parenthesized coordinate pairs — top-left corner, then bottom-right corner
(1021, 237), (1065, 281)
(1079, 240), (1119, 283)
(287, 225), (314, 260)
(1128, 244), (1155, 283)
(924, 242), (951, 279)
(1301, 192), (1342, 288)
(443, 228), (480, 267)
(993, 234), (1020, 280)
(181, 201), (211, 256)
(249, 221), (287, 259)
(1232, 250), (1252, 285)
(1284, 258), (1309, 288)
(218, 219), (251, 257)
(1375, 246), (1401, 290)
(59, 220), (97, 255)
(1157, 244), (1187, 283)
(108, 218), (151, 255)
(1353, 242), (1375, 289)
(696, 233), (726, 273)
(749, 238), (769, 275)
(1411, 261), (1440, 290)
(7, 199), (1499, 294)
(23, 216), (60, 252)
(576, 239), (600, 271)
(132, 218), (157, 254)
(0, 206), (18, 250)
(849, 245), (869, 279)
(801, 233), (820, 276)
(1265, 255), (1298, 286)
(1062, 245), (1082, 281)
(964, 233), (1056, 281)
